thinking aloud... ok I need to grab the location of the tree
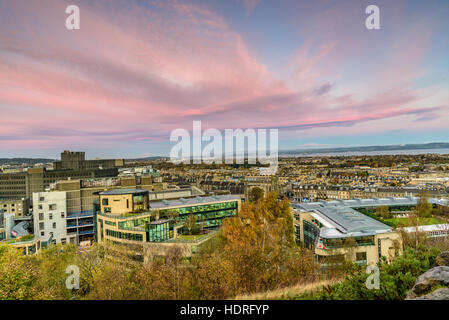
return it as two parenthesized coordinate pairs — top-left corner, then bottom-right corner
(249, 187), (264, 202)
(218, 193), (316, 294)
(376, 206), (390, 219)
(416, 193), (432, 218)
(0, 244), (41, 299)
(185, 214), (198, 235)
(164, 209), (179, 222)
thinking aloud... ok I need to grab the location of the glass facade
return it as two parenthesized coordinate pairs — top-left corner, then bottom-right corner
(303, 220), (320, 249)
(295, 225), (301, 242)
(118, 217), (152, 230)
(99, 200), (239, 243)
(99, 218), (104, 241)
(146, 221), (170, 242)
(106, 229), (143, 241)
(159, 201), (238, 229)
(319, 235), (375, 249)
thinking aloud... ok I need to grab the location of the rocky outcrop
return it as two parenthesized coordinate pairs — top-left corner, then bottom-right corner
(411, 288), (449, 300)
(406, 266), (449, 300)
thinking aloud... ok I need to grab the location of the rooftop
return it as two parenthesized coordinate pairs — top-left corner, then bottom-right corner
(292, 196), (449, 239)
(150, 194), (240, 209)
(99, 188), (148, 196)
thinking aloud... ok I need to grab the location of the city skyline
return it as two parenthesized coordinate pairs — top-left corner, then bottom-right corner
(1, 0), (449, 158)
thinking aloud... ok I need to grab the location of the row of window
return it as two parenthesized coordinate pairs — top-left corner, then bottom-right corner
(158, 201), (238, 216)
(106, 229), (143, 242)
(319, 235), (375, 248)
(37, 203), (57, 210)
(39, 212), (65, 220)
(39, 221), (58, 230)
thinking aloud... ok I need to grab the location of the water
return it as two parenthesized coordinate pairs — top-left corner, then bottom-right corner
(282, 148), (449, 157)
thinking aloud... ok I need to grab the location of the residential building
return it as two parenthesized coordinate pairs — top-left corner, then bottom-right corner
(33, 191), (76, 245)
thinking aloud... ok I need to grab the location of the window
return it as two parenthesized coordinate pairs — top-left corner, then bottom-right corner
(53, 222), (56, 229)
(102, 198), (109, 206)
(49, 213), (53, 220)
(61, 212), (65, 218)
(39, 197), (45, 202)
(49, 204), (57, 210)
(39, 213), (44, 220)
(39, 222), (44, 230)
(38, 204), (43, 210)
(104, 207), (111, 213)
(41, 231), (45, 236)
(61, 238), (66, 244)
(356, 252), (367, 264)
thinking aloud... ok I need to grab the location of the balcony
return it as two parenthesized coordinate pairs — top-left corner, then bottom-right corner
(66, 210), (93, 219)
(66, 222), (94, 228)
(78, 229), (94, 235)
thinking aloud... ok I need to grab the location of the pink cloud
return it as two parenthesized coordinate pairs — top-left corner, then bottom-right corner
(0, 0), (447, 153)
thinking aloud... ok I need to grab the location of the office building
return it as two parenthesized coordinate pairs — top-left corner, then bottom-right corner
(292, 198), (411, 265)
(53, 150), (124, 170)
(0, 150), (122, 200)
(95, 189), (241, 261)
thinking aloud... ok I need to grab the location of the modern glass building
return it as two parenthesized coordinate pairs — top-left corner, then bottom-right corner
(95, 190), (241, 245)
(291, 197), (410, 265)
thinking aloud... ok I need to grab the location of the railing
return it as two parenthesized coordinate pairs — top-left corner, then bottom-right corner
(67, 210), (94, 218)
(67, 222), (94, 228)
(165, 230), (217, 243)
(78, 230), (94, 235)
(97, 210), (154, 220)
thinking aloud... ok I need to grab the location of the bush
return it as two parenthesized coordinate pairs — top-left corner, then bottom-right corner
(296, 246), (440, 300)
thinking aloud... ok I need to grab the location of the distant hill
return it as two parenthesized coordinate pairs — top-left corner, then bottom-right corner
(280, 142), (449, 155)
(0, 158), (55, 165)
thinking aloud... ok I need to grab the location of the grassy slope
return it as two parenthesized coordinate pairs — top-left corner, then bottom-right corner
(233, 279), (341, 300)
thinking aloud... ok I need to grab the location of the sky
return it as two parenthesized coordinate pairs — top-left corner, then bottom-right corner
(0, 0), (448, 159)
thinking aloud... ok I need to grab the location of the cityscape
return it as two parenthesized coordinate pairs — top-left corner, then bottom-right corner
(0, 0), (449, 312)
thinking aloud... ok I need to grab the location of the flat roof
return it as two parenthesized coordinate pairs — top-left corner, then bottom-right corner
(99, 188), (148, 196)
(150, 194), (240, 209)
(291, 197), (439, 239)
(294, 196), (449, 212)
(399, 224), (449, 233)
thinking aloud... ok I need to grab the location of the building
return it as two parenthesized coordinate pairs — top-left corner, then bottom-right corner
(95, 189), (241, 261)
(33, 176), (204, 245)
(0, 150), (122, 200)
(0, 166), (119, 200)
(33, 191), (77, 245)
(1, 210), (51, 255)
(0, 198), (30, 217)
(290, 184), (449, 202)
(399, 224), (449, 238)
(0, 210), (14, 241)
(4, 235), (44, 255)
(292, 198), (408, 265)
(53, 150), (124, 170)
